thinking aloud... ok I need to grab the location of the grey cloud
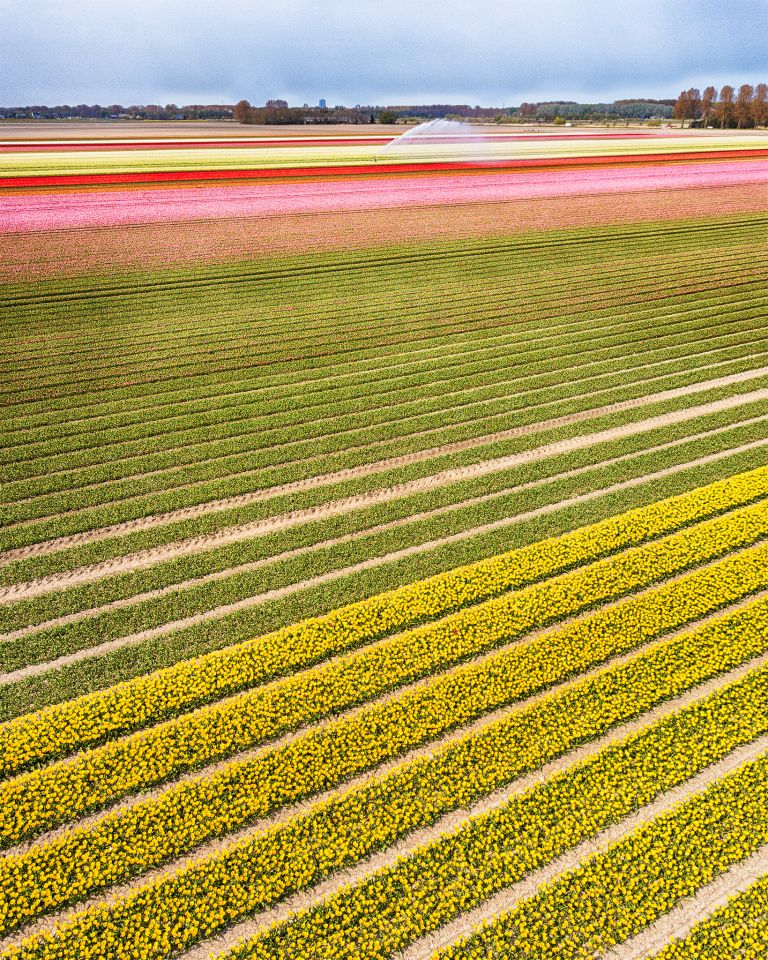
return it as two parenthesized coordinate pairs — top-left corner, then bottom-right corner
(0, 0), (765, 105)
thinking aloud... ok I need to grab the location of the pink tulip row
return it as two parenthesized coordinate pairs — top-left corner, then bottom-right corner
(2, 159), (766, 233)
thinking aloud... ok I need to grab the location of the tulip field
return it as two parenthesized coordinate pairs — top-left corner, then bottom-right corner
(1, 122), (768, 959)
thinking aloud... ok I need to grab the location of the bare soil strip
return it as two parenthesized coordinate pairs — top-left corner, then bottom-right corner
(605, 847), (768, 959)
(6, 364), (768, 563)
(3, 371), (768, 586)
(397, 734), (768, 960)
(2, 185), (764, 283)
(186, 659), (768, 960)
(4, 613), (764, 957)
(3, 432), (767, 685)
(6, 413), (766, 645)
(10, 574), (753, 859)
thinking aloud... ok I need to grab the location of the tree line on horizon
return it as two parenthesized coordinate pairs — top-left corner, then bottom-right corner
(3, 88), (765, 126)
(0, 103), (234, 121)
(673, 84), (768, 127)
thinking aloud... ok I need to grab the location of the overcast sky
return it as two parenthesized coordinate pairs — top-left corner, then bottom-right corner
(0, 0), (766, 107)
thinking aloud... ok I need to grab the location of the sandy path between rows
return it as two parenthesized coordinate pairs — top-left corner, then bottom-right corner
(187, 655), (768, 960)
(7, 412), (767, 645)
(3, 429), (768, 686)
(13, 314), (762, 481)
(607, 846), (768, 959)
(398, 733), (768, 960)
(3, 367), (768, 588)
(4, 603), (764, 957)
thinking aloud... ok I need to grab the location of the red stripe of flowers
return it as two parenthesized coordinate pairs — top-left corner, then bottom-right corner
(2, 149), (767, 188)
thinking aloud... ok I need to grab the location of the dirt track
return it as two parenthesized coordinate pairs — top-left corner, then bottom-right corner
(4, 606), (764, 958)
(3, 368), (768, 587)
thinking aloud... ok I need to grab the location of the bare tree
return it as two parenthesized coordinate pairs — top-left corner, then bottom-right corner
(752, 83), (768, 127)
(672, 90), (689, 126)
(716, 85), (735, 128)
(234, 99), (251, 123)
(686, 87), (701, 120)
(700, 86), (717, 126)
(735, 84), (755, 128)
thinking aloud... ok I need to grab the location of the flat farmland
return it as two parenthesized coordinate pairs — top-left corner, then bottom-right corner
(1, 123), (768, 960)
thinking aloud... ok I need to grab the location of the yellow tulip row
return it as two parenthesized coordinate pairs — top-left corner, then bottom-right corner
(436, 741), (768, 959)
(221, 636), (768, 960)
(651, 874), (768, 960)
(5, 462), (768, 781)
(5, 588), (768, 960)
(4, 533), (768, 938)
(5, 492), (768, 852)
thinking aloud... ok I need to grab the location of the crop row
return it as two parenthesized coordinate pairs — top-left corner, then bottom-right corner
(6, 254), (763, 447)
(7, 218), (727, 350)
(5, 136), (764, 182)
(651, 873), (768, 960)
(4, 591), (768, 959)
(9, 268), (757, 440)
(5, 217), (763, 417)
(3, 394), (764, 628)
(6, 261), (762, 449)
(8, 245), (761, 390)
(7, 421), (768, 697)
(3, 527), (768, 939)
(8, 512), (768, 856)
(8, 286), (764, 478)
(7, 238), (749, 387)
(6, 355), (768, 598)
(6, 238), (762, 427)
(6, 255), (763, 414)
(3, 133), (763, 177)
(3, 441), (767, 725)
(6, 219), (747, 356)
(9, 274), (762, 458)
(6, 249), (764, 413)
(8, 275), (759, 476)
(7, 303), (767, 496)
(5, 290), (760, 500)
(4, 461), (766, 775)
(6, 404), (767, 662)
(436, 739), (768, 960)
(226, 644), (768, 960)
(9, 220), (761, 350)
(4, 318), (768, 521)
(7, 214), (761, 322)
(7, 355), (768, 556)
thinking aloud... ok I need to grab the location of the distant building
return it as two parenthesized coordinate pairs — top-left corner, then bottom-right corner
(319, 98), (327, 109)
